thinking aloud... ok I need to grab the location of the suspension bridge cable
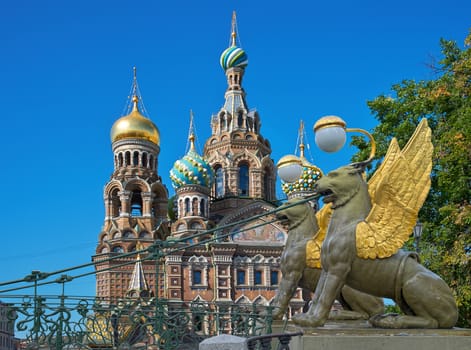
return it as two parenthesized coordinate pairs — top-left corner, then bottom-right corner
(165, 193), (319, 245)
(0, 214), (280, 293)
(0, 194), (319, 293)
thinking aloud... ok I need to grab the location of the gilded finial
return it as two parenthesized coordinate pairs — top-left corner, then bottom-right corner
(299, 120), (305, 158)
(231, 11), (237, 46)
(189, 134), (196, 151)
(131, 67), (139, 112)
(132, 95), (139, 112)
(189, 110), (196, 151)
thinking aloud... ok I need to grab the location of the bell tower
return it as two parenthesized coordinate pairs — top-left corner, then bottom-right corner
(204, 12), (276, 217)
(93, 69), (169, 301)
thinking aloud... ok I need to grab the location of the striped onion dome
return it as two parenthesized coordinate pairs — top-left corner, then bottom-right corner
(220, 45), (248, 71)
(170, 135), (214, 190)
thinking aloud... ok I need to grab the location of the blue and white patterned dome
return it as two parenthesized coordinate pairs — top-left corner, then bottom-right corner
(220, 45), (248, 71)
(170, 138), (214, 190)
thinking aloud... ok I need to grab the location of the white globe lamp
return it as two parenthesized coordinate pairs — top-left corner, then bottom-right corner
(314, 116), (347, 153)
(313, 115), (376, 164)
(277, 155), (303, 183)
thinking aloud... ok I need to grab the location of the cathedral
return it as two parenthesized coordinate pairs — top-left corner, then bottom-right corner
(92, 13), (320, 317)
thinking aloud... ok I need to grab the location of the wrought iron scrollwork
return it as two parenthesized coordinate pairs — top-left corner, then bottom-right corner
(4, 295), (275, 349)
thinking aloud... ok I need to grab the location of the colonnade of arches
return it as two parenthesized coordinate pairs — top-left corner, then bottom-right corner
(215, 111), (260, 134)
(114, 150), (155, 170)
(97, 230), (153, 254)
(105, 180), (167, 220)
(213, 162), (275, 200)
(177, 195), (209, 218)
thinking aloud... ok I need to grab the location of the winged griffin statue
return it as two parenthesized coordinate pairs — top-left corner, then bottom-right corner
(275, 119), (458, 328)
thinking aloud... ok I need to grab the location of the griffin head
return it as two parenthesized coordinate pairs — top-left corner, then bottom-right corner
(315, 164), (367, 208)
(276, 198), (319, 231)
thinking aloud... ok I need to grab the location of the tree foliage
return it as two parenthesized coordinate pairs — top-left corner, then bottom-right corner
(352, 30), (471, 327)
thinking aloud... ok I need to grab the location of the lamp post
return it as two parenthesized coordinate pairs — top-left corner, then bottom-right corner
(277, 115), (376, 183)
(413, 221), (423, 254)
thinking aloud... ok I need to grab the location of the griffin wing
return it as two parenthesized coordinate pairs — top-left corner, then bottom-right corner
(306, 202), (333, 269)
(367, 137), (401, 201)
(356, 118), (433, 259)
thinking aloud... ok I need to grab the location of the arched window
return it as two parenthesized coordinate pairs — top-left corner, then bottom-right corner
(149, 155), (154, 170)
(237, 270), (246, 285)
(200, 198), (206, 217)
(185, 198), (190, 215)
(133, 151), (139, 166)
(110, 189), (121, 218)
(112, 246), (124, 253)
(238, 163), (249, 196)
(130, 191), (142, 217)
(270, 270), (279, 285)
(118, 153), (123, 167)
(215, 166), (224, 198)
(254, 270), (263, 285)
(264, 168), (271, 200)
(192, 198), (198, 216)
(125, 151), (131, 166)
(220, 113), (226, 130)
(189, 256), (208, 287)
(193, 270), (202, 284)
(142, 152), (148, 167)
(238, 111), (243, 129)
(123, 231), (134, 238)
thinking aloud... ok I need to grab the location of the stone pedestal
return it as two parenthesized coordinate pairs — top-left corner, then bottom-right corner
(272, 320), (471, 350)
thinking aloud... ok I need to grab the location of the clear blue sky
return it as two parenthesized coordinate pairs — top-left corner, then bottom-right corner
(0, 0), (469, 297)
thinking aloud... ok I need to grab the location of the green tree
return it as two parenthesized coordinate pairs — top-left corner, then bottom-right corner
(352, 30), (471, 327)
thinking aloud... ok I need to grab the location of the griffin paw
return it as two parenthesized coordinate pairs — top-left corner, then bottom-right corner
(292, 313), (325, 327)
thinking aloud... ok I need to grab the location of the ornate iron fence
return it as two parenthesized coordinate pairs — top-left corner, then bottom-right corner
(3, 294), (274, 349)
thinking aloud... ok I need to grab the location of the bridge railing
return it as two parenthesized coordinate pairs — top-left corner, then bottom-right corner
(247, 331), (303, 350)
(2, 294), (275, 349)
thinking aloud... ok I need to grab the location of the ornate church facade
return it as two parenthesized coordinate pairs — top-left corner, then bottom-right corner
(92, 13), (318, 316)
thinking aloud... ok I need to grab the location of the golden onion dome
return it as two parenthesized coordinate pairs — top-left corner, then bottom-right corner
(110, 96), (160, 145)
